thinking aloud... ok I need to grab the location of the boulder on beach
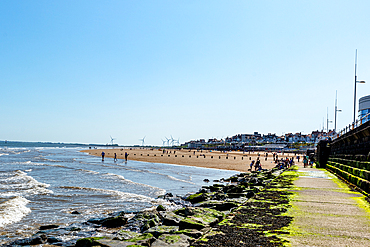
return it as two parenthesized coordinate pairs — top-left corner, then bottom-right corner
(101, 216), (128, 228)
(151, 234), (191, 247)
(145, 225), (179, 238)
(194, 200), (240, 211)
(160, 211), (185, 226)
(185, 192), (209, 203)
(175, 207), (225, 230)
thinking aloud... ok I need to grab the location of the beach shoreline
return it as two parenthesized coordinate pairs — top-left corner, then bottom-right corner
(81, 148), (301, 172)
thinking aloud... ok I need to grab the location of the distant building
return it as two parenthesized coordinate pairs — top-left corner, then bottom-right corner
(359, 95), (370, 123)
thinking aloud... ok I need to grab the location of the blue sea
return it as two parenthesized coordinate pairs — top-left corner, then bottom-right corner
(0, 141), (237, 245)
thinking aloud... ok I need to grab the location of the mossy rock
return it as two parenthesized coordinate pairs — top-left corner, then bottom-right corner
(123, 233), (155, 246)
(208, 185), (223, 192)
(95, 239), (138, 247)
(75, 237), (108, 247)
(151, 234), (191, 247)
(132, 212), (160, 232)
(145, 225), (179, 238)
(212, 192), (228, 200)
(175, 229), (203, 238)
(156, 205), (166, 211)
(160, 211), (185, 226)
(176, 207), (225, 230)
(102, 216), (127, 228)
(179, 217), (206, 230)
(118, 230), (141, 240)
(222, 185), (245, 193)
(194, 200), (239, 211)
(175, 207), (224, 219)
(141, 218), (158, 232)
(185, 193), (208, 203)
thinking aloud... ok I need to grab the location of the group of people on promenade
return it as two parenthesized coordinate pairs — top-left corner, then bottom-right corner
(303, 155), (315, 168)
(248, 153), (316, 172)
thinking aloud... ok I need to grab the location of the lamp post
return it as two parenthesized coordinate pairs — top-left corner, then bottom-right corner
(327, 107), (332, 134)
(334, 90), (342, 133)
(354, 49), (366, 123)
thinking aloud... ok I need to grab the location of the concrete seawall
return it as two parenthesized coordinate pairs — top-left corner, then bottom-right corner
(317, 119), (370, 195)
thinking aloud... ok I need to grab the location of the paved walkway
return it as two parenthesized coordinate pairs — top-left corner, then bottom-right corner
(287, 167), (370, 246)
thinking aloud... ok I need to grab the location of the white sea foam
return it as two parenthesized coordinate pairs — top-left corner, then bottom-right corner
(0, 170), (53, 196)
(165, 174), (196, 184)
(139, 169), (196, 185)
(103, 173), (166, 196)
(10, 161), (47, 166)
(60, 186), (167, 204)
(78, 169), (100, 175)
(0, 196), (31, 228)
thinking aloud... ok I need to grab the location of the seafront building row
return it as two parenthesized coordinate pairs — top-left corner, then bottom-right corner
(185, 130), (333, 150)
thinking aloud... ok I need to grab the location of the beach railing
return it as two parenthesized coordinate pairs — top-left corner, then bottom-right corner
(332, 112), (370, 140)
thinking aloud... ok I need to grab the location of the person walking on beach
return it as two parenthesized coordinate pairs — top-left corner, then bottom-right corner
(303, 156), (308, 168)
(255, 158), (261, 171)
(101, 151), (105, 161)
(125, 152), (129, 162)
(114, 153), (117, 162)
(249, 160), (255, 171)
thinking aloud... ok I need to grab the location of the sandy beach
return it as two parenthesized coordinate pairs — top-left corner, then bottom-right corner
(81, 148), (302, 172)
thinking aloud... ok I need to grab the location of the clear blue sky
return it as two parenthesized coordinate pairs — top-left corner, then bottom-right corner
(1, 1), (370, 145)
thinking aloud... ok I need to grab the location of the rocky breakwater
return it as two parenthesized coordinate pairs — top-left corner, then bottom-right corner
(5, 168), (288, 247)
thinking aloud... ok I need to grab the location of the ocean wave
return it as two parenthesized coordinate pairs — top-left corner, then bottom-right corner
(59, 186), (167, 204)
(112, 163), (196, 185)
(103, 173), (166, 196)
(9, 161), (47, 166)
(0, 196), (31, 228)
(0, 148), (31, 156)
(77, 169), (100, 175)
(138, 169), (196, 185)
(0, 170), (53, 196)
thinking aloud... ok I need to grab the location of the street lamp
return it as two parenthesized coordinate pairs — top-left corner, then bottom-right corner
(353, 49), (366, 123)
(327, 107), (332, 134)
(334, 90), (342, 133)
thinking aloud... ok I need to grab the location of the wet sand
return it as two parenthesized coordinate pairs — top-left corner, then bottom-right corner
(81, 148), (301, 173)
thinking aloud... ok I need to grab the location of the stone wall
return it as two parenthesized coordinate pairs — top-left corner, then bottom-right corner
(325, 120), (370, 195)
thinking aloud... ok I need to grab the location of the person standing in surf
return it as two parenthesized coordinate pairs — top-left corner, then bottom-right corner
(101, 151), (105, 161)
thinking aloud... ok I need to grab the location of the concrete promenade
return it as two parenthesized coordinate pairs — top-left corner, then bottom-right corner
(287, 167), (370, 246)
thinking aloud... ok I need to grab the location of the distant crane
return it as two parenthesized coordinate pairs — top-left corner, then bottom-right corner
(139, 136), (146, 146)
